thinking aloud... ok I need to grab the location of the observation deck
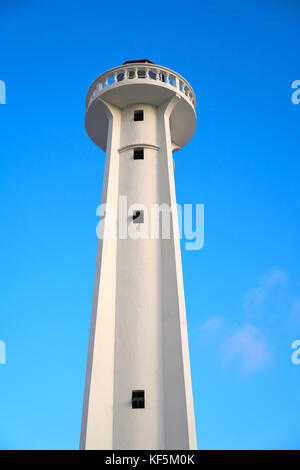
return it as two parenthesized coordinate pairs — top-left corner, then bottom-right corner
(85, 61), (197, 151)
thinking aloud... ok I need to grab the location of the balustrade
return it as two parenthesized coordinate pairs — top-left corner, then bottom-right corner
(87, 64), (196, 110)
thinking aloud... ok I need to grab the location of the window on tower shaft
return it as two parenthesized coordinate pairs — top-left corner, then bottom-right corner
(133, 148), (144, 160)
(132, 390), (145, 409)
(132, 210), (144, 223)
(134, 110), (144, 121)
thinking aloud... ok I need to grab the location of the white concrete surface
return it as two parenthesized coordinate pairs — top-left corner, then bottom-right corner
(80, 62), (197, 450)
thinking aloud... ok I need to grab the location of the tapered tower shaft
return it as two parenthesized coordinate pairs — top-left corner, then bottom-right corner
(80, 61), (197, 450)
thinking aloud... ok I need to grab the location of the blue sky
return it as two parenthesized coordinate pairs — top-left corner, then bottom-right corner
(0, 0), (300, 450)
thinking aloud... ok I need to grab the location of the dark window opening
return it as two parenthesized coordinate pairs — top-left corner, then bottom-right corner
(134, 110), (144, 121)
(133, 148), (144, 160)
(132, 210), (144, 223)
(132, 390), (145, 409)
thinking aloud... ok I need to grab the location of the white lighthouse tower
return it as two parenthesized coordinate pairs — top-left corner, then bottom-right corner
(80, 60), (197, 450)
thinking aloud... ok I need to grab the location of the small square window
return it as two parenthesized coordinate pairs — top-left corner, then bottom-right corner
(133, 148), (144, 160)
(132, 210), (144, 223)
(132, 390), (145, 409)
(134, 110), (144, 121)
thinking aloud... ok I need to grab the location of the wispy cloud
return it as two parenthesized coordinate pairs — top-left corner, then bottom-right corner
(222, 325), (271, 374)
(199, 317), (272, 374)
(199, 316), (225, 334)
(243, 269), (287, 313)
(243, 287), (266, 311)
(262, 269), (287, 289)
(198, 269), (289, 375)
(290, 299), (300, 324)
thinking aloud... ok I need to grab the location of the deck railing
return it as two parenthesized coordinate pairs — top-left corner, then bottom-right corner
(86, 64), (196, 110)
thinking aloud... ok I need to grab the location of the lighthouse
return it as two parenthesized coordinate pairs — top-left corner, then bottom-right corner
(80, 60), (197, 450)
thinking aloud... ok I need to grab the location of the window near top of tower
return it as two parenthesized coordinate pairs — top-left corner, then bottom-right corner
(132, 210), (144, 224)
(134, 110), (144, 121)
(133, 148), (144, 160)
(132, 390), (145, 409)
